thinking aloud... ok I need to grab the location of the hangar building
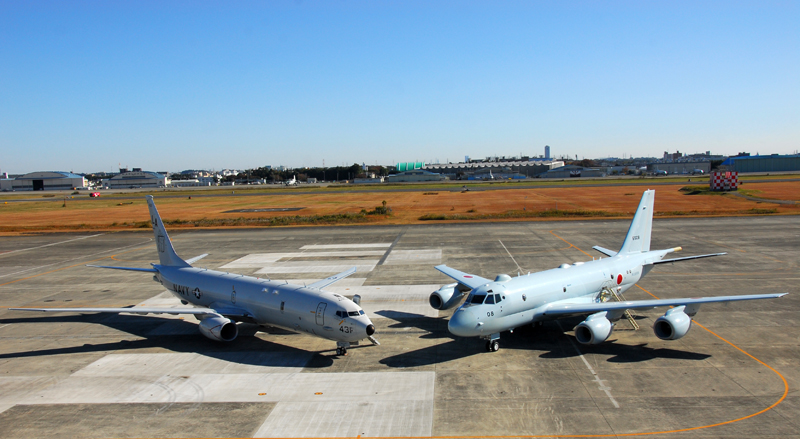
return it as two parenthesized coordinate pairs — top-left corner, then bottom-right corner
(102, 168), (168, 189)
(539, 165), (605, 178)
(386, 169), (447, 182)
(1, 171), (87, 191)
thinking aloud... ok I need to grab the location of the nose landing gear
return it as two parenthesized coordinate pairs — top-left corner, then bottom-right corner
(482, 333), (501, 352)
(335, 341), (350, 356)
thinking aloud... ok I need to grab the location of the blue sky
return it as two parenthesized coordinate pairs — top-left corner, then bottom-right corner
(1, 1), (798, 174)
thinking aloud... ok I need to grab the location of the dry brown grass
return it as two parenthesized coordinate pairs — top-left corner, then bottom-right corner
(1, 181), (798, 234)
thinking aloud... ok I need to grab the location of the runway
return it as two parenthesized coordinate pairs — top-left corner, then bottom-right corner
(0, 216), (797, 438)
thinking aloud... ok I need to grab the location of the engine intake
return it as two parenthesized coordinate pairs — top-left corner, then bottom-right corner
(429, 283), (467, 310)
(654, 306), (692, 340)
(198, 315), (238, 342)
(574, 311), (613, 345)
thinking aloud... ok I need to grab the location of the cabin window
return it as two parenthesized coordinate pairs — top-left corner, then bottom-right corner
(485, 295), (495, 304)
(280, 301), (285, 313)
(470, 294), (486, 304)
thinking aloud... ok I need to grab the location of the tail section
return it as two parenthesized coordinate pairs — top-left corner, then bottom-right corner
(147, 195), (190, 267)
(619, 190), (654, 255)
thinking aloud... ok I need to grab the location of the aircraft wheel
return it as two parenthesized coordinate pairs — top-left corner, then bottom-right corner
(490, 340), (500, 352)
(485, 341), (492, 352)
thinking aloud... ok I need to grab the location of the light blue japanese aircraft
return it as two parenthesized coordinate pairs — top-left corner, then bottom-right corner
(430, 189), (786, 352)
(12, 196), (377, 356)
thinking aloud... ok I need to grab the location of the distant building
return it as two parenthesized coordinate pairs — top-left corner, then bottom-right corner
(721, 154), (800, 173)
(103, 168), (168, 188)
(385, 169), (447, 182)
(539, 165), (604, 178)
(545, 145), (550, 160)
(2, 171), (87, 191)
(424, 160), (563, 179)
(396, 162), (426, 172)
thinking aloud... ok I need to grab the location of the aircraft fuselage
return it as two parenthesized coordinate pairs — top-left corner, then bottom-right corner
(448, 251), (662, 338)
(156, 266), (372, 344)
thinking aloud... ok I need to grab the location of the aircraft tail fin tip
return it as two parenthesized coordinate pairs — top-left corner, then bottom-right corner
(146, 196), (190, 267)
(619, 189), (654, 255)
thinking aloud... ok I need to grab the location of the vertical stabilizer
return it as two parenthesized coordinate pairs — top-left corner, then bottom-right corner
(146, 196), (190, 267)
(618, 190), (654, 255)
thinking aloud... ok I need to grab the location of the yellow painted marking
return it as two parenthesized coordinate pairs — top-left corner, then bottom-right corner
(258, 393), (266, 396)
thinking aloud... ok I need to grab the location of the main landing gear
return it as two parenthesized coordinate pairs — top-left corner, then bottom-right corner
(483, 333), (501, 352)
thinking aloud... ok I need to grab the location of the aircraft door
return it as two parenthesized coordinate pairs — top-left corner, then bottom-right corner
(315, 302), (327, 326)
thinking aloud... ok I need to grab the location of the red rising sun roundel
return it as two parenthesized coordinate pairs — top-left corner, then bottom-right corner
(616, 274), (623, 285)
(464, 275), (473, 278)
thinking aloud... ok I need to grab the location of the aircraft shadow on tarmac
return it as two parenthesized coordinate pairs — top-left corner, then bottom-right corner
(379, 318), (710, 368)
(374, 310), (455, 340)
(0, 314), (335, 367)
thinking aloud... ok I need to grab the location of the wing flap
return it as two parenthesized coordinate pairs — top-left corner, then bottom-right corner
(435, 265), (492, 290)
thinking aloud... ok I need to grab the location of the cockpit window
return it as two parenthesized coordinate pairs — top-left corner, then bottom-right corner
(485, 294), (495, 304)
(335, 310), (346, 318)
(470, 294), (486, 304)
(348, 311), (359, 317)
(359, 310), (365, 315)
(495, 294), (502, 303)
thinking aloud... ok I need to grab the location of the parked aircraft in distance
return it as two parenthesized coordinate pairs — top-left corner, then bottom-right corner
(12, 196), (377, 356)
(430, 189), (786, 352)
(284, 175), (298, 186)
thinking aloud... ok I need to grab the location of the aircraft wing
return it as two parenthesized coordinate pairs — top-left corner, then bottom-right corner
(9, 306), (254, 319)
(541, 293), (787, 317)
(435, 265), (492, 290)
(308, 267), (357, 289)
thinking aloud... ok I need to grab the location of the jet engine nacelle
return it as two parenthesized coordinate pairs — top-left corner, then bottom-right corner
(653, 306), (692, 340)
(574, 312), (613, 345)
(198, 315), (238, 342)
(429, 283), (467, 310)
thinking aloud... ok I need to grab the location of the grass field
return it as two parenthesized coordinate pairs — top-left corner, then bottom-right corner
(1, 179), (798, 234)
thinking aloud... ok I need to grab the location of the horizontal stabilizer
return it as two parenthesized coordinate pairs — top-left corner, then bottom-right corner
(592, 246), (618, 257)
(435, 265), (492, 290)
(86, 265), (158, 273)
(308, 267), (357, 289)
(185, 254), (209, 265)
(651, 252), (727, 265)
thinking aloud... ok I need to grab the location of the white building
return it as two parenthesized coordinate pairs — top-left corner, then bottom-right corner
(2, 171), (87, 191)
(103, 169), (168, 188)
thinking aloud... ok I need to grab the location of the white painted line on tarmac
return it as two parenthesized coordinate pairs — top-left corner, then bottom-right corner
(0, 239), (152, 280)
(556, 321), (619, 408)
(0, 234), (104, 258)
(301, 244), (392, 249)
(498, 240), (524, 274)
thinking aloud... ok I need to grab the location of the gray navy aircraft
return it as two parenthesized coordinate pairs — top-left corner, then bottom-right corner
(12, 196), (377, 356)
(430, 189), (786, 352)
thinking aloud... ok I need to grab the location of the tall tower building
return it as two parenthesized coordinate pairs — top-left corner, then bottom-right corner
(544, 145), (551, 160)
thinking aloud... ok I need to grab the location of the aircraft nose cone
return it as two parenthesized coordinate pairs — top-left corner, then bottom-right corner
(366, 324), (375, 336)
(448, 308), (478, 337)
